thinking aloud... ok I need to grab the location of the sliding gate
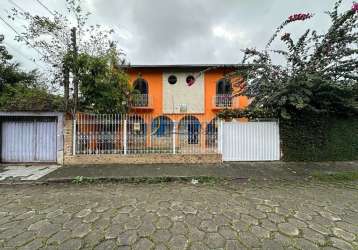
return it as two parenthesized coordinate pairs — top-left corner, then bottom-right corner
(219, 121), (280, 161)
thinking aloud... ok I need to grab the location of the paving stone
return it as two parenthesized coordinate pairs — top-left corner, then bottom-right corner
(71, 223), (91, 238)
(93, 240), (117, 250)
(18, 238), (44, 250)
(189, 241), (207, 250)
(261, 239), (284, 250)
(333, 227), (356, 242)
(58, 239), (82, 250)
(251, 225), (271, 238)
(278, 223), (300, 237)
(241, 214), (259, 225)
(301, 228), (327, 246)
(330, 237), (353, 250)
(152, 229), (172, 243)
(75, 208), (92, 218)
(105, 224), (125, 239)
(199, 219), (218, 232)
(218, 226), (237, 239)
(4, 231), (35, 247)
(205, 232), (226, 248)
(156, 216), (172, 229)
(138, 222), (156, 237)
(294, 211), (313, 221)
(133, 238), (154, 250)
(295, 238), (320, 250)
(226, 239), (247, 250)
(309, 223), (331, 235)
(238, 231), (261, 248)
(117, 230), (138, 246)
(47, 230), (71, 245)
(169, 235), (189, 250)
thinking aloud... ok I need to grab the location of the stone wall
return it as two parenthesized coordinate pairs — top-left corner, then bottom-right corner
(63, 116), (222, 165)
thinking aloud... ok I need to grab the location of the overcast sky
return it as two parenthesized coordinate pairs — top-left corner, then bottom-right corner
(0, 0), (353, 71)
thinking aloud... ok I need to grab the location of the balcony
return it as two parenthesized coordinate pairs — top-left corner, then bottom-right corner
(212, 95), (240, 110)
(130, 94), (153, 110)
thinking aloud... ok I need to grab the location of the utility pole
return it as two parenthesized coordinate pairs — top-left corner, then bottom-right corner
(63, 63), (69, 112)
(70, 27), (78, 115)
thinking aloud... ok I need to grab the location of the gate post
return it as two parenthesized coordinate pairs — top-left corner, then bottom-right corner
(218, 120), (223, 154)
(172, 122), (176, 154)
(73, 116), (76, 155)
(123, 119), (127, 155)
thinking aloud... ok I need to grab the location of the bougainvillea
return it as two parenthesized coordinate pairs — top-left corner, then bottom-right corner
(222, 0), (358, 120)
(288, 13), (313, 22)
(353, 2), (358, 11)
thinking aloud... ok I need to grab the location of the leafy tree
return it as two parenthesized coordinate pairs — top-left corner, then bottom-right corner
(0, 35), (62, 111)
(228, 1), (358, 119)
(7, 0), (127, 112)
(77, 48), (133, 113)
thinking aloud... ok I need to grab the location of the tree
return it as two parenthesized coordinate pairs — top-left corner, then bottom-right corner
(0, 35), (62, 111)
(7, 0), (127, 112)
(228, 1), (358, 119)
(77, 48), (133, 113)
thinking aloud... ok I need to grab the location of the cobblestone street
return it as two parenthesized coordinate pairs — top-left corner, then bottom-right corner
(0, 181), (358, 250)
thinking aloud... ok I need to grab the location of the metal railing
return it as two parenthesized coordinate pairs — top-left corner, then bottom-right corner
(131, 94), (151, 108)
(214, 94), (233, 108)
(74, 113), (219, 155)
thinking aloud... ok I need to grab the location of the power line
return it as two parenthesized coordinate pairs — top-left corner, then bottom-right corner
(8, 0), (26, 13)
(35, 0), (55, 16)
(0, 15), (45, 58)
(3, 41), (48, 71)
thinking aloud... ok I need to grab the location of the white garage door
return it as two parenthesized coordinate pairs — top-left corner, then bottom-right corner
(1, 119), (57, 163)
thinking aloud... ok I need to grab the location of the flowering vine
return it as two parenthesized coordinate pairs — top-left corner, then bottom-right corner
(353, 2), (358, 12)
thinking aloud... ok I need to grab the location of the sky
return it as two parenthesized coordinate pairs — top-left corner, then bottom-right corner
(0, 0), (353, 71)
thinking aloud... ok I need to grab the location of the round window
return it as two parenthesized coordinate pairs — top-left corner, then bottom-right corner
(186, 75), (195, 86)
(168, 75), (177, 85)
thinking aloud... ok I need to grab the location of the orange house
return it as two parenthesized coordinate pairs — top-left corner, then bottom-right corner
(126, 64), (249, 122)
(121, 64), (249, 150)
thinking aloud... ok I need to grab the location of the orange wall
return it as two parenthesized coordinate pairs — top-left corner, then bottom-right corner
(127, 68), (248, 123)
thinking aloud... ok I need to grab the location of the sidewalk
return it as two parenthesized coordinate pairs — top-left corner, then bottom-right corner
(41, 161), (358, 182)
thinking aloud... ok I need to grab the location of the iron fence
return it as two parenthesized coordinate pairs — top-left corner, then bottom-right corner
(74, 113), (219, 155)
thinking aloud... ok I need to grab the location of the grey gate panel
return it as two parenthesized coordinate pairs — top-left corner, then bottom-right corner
(1, 120), (57, 163)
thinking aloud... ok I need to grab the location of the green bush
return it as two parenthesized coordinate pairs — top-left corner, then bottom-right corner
(281, 114), (358, 161)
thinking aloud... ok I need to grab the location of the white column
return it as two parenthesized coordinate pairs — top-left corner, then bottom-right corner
(73, 117), (76, 155)
(172, 122), (176, 154)
(123, 119), (127, 155)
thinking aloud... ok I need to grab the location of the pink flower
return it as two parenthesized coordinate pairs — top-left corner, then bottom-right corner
(288, 13), (313, 22)
(353, 2), (358, 12)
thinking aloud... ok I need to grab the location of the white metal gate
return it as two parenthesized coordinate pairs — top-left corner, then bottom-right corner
(219, 121), (280, 161)
(1, 119), (57, 163)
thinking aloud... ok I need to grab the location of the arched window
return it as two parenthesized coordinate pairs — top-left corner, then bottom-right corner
(206, 118), (218, 147)
(151, 116), (173, 137)
(133, 78), (148, 106)
(178, 116), (201, 144)
(216, 78), (232, 95)
(216, 79), (232, 107)
(133, 78), (148, 94)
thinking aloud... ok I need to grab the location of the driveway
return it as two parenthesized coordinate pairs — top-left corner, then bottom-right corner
(0, 165), (60, 182)
(0, 180), (357, 249)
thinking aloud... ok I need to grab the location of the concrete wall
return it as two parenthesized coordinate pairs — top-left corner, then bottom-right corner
(163, 72), (204, 114)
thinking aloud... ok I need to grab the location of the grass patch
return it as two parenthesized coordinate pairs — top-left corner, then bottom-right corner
(71, 175), (227, 185)
(312, 171), (358, 181)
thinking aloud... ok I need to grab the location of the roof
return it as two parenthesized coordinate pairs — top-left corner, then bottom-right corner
(125, 64), (249, 70)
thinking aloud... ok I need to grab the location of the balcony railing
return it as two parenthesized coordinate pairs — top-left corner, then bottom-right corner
(214, 94), (233, 108)
(131, 94), (152, 108)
